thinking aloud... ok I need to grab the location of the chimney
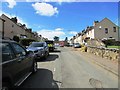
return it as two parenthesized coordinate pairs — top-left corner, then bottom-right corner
(11, 17), (17, 23)
(93, 21), (99, 26)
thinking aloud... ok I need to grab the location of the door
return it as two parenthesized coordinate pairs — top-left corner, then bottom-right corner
(2, 42), (20, 84)
(11, 43), (32, 80)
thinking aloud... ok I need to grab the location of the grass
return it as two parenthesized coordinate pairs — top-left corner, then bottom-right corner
(107, 46), (120, 49)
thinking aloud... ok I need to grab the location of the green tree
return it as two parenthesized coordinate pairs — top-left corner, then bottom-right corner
(64, 37), (68, 42)
(54, 36), (59, 41)
(64, 37), (68, 46)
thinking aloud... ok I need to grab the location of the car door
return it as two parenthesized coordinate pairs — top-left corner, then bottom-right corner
(11, 43), (33, 80)
(2, 42), (21, 84)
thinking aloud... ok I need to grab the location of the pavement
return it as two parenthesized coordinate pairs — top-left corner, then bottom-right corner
(74, 47), (119, 77)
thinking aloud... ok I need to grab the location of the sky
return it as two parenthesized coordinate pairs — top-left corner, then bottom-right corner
(0, 0), (119, 40)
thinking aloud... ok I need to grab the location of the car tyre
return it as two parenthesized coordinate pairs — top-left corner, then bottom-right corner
(2, 82), (10, 90)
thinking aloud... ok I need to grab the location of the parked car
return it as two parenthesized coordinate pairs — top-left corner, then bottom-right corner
(45, 40), (54, 51)
(69, 43), (73, 47)
(27, 42), (49, 60)
(74, 43), (81, 48)
(1, 40), (37, 90)
(59, 41), (64, 47)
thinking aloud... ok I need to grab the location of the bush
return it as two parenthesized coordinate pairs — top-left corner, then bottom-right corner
(13, 36), (20, 42)
(20, 38), (36, 47)
(102, 39), (120, 46)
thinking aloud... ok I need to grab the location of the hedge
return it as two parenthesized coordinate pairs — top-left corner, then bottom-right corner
(20, 38), (36, 46)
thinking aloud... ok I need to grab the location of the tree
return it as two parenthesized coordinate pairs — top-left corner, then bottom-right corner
(20, 38), (35, 47)
(54, 36), (59, 41)
(64, 37), (68, 42)
(64, 37), (68, 46)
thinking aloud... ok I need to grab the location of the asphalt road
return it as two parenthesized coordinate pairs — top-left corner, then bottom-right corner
(20, 47), (118, 88)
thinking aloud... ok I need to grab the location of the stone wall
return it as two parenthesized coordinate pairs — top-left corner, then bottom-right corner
(87, 46), (120, 62)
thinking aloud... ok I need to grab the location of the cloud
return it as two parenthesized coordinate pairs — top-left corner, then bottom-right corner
(5, 0), (16, 8)
(24, 0), (119, 2)
(32, 2), (59, 16)
(55, 28), (63, 31)
(37, 28), (65, 40)
(69, 31), (77, 35)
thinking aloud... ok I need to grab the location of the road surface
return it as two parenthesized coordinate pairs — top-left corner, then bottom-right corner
(20, 47), (118, 88)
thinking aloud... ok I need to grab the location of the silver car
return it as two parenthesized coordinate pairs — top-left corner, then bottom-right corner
(74, 43), (81, 48)
(27, 42), (49, 60)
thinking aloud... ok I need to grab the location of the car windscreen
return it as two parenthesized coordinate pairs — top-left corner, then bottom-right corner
(75, 43), (80, 45)
(29, 43), (44, 47)
(45, 41), (53, 44)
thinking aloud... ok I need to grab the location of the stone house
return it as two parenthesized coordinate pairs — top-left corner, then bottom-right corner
(0, 17), (5, 38)
(1, 14), (26, 39)
(0, 14), (41, 41)
(86, 18), (119, 41)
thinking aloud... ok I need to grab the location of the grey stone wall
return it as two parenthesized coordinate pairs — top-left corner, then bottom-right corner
(87, 46), (120, 62)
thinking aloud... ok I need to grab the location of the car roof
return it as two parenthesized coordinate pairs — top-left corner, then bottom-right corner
(1, 39), (16, 43)
(32, 42), (46, 44)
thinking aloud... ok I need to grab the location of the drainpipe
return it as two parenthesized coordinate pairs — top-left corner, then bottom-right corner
(2, 19), (5, 39)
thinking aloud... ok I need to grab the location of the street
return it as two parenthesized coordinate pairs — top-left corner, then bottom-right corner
(20, 47), (118, 88)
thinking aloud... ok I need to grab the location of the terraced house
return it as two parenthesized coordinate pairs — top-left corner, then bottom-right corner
(71, 18), (119, 45)
(86, 18), (119, 41)
(0, 14), (41, 41)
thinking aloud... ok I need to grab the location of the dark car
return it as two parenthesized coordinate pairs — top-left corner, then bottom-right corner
(45, 40), (54, 51)
(27, 42), (49, 60)
(1, 40), (37, 90)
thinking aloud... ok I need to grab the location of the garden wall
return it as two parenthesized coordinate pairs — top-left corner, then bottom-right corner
(87, 46), (120, 62)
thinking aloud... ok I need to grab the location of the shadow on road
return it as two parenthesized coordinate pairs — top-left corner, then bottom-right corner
(37, 54), (59, 62)
(19, 69), (59, 89)
(50, 48), (61, 53)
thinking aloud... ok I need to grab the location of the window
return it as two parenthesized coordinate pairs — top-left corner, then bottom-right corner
(113, 27), (116, 32)
(2, 43), (15, 62)
(12, 43), (26, 56)
(105, 28), (108, 34)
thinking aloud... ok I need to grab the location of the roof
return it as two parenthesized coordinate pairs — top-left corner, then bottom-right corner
(94, 17), (118, 28)
(1, 14), (29, 31)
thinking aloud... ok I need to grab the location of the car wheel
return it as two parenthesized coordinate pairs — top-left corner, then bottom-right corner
(32, 62), (37, 73)
(2, 82), (10, 90)
(43, 52), (48, 59)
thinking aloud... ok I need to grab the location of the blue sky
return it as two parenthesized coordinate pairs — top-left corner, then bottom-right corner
(1, 1), (119, 40)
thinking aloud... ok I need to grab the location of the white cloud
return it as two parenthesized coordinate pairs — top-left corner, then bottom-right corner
(25, 0), (78, 2)
(55, 28), (63, 31)
(5, 0), (16, 8)
(37, 28), (65, 40)
(24, 0), (119, 2)
(32, 2), (59, 16)
(69, 31), (77, 35)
